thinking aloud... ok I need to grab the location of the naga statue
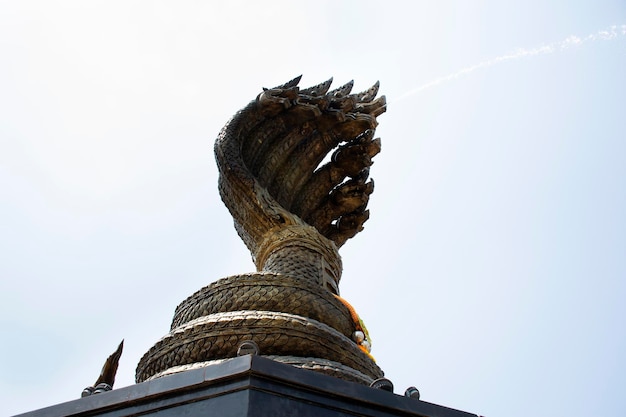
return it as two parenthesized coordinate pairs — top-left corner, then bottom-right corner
(135, 76), (387, 385)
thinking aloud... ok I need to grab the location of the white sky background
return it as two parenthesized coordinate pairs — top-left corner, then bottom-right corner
(1, 1), (625, 416)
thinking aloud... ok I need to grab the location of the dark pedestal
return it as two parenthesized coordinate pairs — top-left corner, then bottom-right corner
(15, 356), (478, 417)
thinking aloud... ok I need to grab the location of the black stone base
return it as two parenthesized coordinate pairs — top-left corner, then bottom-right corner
(15, 356), (479, 417)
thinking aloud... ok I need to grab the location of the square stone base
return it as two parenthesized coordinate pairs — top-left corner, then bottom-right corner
(15, 356), (478, 417)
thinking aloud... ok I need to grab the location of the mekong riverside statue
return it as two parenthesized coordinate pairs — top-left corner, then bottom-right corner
(135, 76), (387, 385)
(21, 77), (481, 417)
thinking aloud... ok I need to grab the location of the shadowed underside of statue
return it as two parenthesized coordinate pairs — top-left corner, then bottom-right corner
(136, 77), (386, 385)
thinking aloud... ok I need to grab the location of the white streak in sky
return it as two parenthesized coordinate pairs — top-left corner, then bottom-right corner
(393, 24), (626, 103)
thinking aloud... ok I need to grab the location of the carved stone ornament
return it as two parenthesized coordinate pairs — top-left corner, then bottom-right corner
(136, 76), (386, 385)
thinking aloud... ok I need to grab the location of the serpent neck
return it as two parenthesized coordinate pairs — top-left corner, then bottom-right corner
(254, 224), (342, 295)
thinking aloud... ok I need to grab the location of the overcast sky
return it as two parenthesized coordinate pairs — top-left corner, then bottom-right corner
(1, 2), (625, 416)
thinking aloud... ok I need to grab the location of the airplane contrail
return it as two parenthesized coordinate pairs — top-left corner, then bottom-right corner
(392, 24), (626, 104)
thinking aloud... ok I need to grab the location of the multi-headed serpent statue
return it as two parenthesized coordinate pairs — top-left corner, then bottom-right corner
(135, 76), (387, 385)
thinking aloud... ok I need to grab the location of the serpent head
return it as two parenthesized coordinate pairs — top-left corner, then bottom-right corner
(215, 77), (385, 293)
